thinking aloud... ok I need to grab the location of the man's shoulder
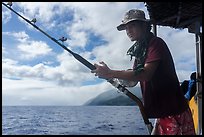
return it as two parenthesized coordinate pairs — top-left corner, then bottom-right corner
(181, 80), (190, 88)
(148, 36), (167, 50)
(181, 80), (190, 85)
(151, 36), (166, 44)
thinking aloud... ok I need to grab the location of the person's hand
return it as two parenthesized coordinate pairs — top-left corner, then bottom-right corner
(91, 61), (113, 79)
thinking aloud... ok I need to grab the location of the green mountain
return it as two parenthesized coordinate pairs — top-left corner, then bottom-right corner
(84, 87), (143, 106)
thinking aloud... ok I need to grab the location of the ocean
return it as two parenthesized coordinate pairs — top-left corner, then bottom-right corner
(2, 106), (154, 135)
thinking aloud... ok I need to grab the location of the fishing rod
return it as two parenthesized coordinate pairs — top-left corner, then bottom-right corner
(2, 2), (153, 134)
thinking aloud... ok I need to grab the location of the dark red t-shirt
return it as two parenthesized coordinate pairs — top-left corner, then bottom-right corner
(134, 36), (189, 118)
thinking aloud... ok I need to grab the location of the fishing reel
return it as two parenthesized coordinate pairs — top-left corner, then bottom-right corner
(114, 69), (138, 88)
(58, 37), (67, 42)
(6, 2), (12, 7)
(109, 78), (138, 94)
(115, 78), (138, 88)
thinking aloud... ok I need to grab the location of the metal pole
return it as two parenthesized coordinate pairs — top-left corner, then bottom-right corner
(195, 21), (202, 135)
(152, 20), (157, 36)
(153, 24), (157, 36)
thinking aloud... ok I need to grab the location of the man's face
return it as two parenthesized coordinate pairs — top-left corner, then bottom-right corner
(125, 21), (143, 41)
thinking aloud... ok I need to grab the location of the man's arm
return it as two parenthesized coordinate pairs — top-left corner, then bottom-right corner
(111, 61), (160, 81)
(91, 61), (160, 82)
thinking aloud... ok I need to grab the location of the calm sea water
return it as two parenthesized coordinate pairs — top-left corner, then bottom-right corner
(2, 106), (154, 135)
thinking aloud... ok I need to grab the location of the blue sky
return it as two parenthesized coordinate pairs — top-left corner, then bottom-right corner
(2, 2), (196, 106)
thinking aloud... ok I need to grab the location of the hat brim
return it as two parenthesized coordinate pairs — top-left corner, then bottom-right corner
(117, 19), (150, 31)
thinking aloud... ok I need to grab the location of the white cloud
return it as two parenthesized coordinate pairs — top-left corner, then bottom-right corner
(15, 2), (58, 28)
(2, 52), (94, 87)
(3, 31), (52, 60)
(2, 58), (18, 65)
(2, 46), (8, 55)
(2, 77), (112, 106)
(3, 31), (29, 42)
(156, 26), (196, 74)
(67, 30), (88, 48)
(157, 27), (195, 60)
(2, 8), (12, 24)
(17, 40), (52, 59)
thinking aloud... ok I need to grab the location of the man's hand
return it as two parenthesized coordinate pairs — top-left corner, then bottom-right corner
(91, 61), (113, 79)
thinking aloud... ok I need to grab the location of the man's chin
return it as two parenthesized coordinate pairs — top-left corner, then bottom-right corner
(130, 38), (136, 41)
(129, 36), (138, 41)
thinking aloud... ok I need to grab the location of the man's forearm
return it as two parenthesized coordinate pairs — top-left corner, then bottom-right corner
(110, 61), (160, 82)
(110, 69), (142, 81)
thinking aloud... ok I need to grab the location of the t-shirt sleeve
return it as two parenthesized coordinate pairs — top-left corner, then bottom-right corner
(145, 37), (165, 63)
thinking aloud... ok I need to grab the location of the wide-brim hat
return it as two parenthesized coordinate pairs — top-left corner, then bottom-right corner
(117, 9), (150, 31)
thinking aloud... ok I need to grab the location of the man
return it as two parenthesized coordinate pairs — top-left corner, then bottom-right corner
(91, 9), (195, 135)
(181, 72), (197, 101)
(180, 72), (198, 134)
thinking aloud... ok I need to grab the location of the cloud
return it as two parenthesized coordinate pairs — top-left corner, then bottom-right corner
(3, 31), (29, 42)
(3, 31), (52, 60)
(2, 46), (8, 55)
(67, 30), (88, 48)
(2, 77), (112, 106)
(2, 58), (18, 65)
(157, 27), (196, 73)
(15, 2), (59, 29)
(2, 8), (12, 24)
(2, 53), (94, 87)
(2, 2), (197, 106)
(17, 40), (52, 59)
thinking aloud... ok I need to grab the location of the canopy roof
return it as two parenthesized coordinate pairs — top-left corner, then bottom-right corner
(145, 2), (202, 29)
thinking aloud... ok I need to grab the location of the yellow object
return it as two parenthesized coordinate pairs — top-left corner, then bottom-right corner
(189, 96), (198, 134)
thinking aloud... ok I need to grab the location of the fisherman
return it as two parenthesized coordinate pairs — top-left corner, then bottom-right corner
(91, 9), (196, 135)
(181, 72), (198, 134)
(181, 72), (197, 101)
